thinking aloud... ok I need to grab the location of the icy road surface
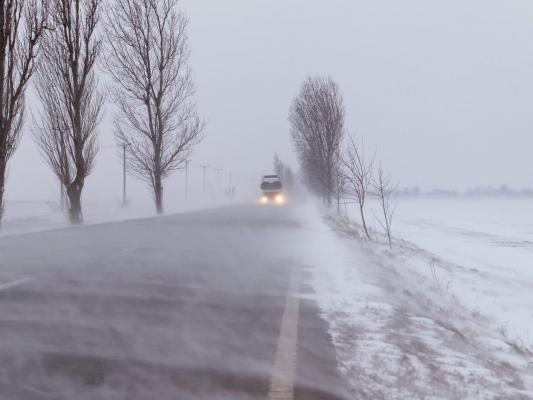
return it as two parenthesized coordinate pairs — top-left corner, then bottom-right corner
(0, 205), (349, 400)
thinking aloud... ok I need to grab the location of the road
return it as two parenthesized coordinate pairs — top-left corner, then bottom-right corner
(0, 205), (351, 400)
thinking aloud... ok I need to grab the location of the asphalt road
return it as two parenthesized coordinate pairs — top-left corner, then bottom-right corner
(0, 205), (351, 399)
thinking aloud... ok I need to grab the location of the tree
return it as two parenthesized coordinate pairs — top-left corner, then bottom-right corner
(333, 167), (347, 216)
(273, 154), (296, 192)
(105, 0), (203, 214)
(284, 166), (295, 192)
(373, 164), (399, 248)
(342, 135), (374, 239)
(34, 0), (103, 224)
(289, 77), (344, 206)
(273, 154), (283, 179)
(0, 0), (48, 228)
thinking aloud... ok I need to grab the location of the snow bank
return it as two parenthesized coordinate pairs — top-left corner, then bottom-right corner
(299, 204), (533, 399)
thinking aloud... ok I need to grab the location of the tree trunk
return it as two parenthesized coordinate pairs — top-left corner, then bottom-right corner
(327, 174), (333, 208)
(154, 175), (164, 215)
(382, 202), (392, 248)
(66, 183), (83, 224)
(359, 202), (371, 239)
(0, 156), (5, 230)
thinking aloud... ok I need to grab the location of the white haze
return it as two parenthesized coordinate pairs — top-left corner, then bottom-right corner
(6, 0), (533, 208)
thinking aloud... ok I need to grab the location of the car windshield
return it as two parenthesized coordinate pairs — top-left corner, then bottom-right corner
(0, 1), (531, 399)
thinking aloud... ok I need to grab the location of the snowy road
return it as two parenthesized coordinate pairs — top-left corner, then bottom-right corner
(0, 205), (349, 399)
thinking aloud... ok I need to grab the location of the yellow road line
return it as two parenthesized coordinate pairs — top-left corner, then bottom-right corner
(267, 272), (300, 400)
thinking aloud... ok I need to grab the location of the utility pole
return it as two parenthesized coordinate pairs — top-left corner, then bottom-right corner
(200, 164), (209, 193)
(185, 159), (191, 198)
(216, 168), (222, 194)
(228, 171), (234, 199)
(122, 143), (127, 207)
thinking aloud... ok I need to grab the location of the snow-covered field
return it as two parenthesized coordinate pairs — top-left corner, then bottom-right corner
(0, 196), (240, 237)
(0, 200), (172, 237)
(394, 198), (533, 353)
(303, 198), (533, 399)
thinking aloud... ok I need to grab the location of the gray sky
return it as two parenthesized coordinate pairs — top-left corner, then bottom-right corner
(7, 0), (533, 203)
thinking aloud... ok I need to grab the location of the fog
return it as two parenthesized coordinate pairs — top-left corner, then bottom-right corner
(7, 0), (533, 206)
(2, 2), (533, 398)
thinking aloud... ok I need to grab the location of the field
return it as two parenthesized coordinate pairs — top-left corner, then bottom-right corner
(305, 198), (533, 399)
(394, 198), (533, 351)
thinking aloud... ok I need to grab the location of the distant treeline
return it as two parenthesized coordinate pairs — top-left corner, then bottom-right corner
(399, 185), (533, 198)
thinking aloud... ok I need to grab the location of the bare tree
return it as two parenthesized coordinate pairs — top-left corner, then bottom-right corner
(105, 0), (203, 214)
(0, 0), (48, 228)
(273, 154), (296, 193)
(289, 77), (344, 206)
(333, 167), (347, 216)
(373, 164), (399, 248)
(342, 135), (374, 239)
(273, 154), (283, 179)
(34, 0), (103, 224)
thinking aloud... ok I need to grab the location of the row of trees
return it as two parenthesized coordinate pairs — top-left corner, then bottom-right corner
(289, 77), (343, 206)
(273, 154), (296, 193)
(0, 0), (48, 227)
(290, 77), (398, 247)
(0, 0), (203, 228)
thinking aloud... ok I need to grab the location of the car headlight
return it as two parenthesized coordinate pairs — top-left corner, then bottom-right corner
(260, 196), (268, 204)
(275, 194), (285, 204)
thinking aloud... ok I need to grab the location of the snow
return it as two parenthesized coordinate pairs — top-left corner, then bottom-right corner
(0, 196), (240, 237)
(3, 195), (533, 398)
(301, 199), (533, 399)
(392, 198), (533, 351)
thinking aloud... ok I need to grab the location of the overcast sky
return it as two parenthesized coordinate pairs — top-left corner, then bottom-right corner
(6, 0), (533, 204)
